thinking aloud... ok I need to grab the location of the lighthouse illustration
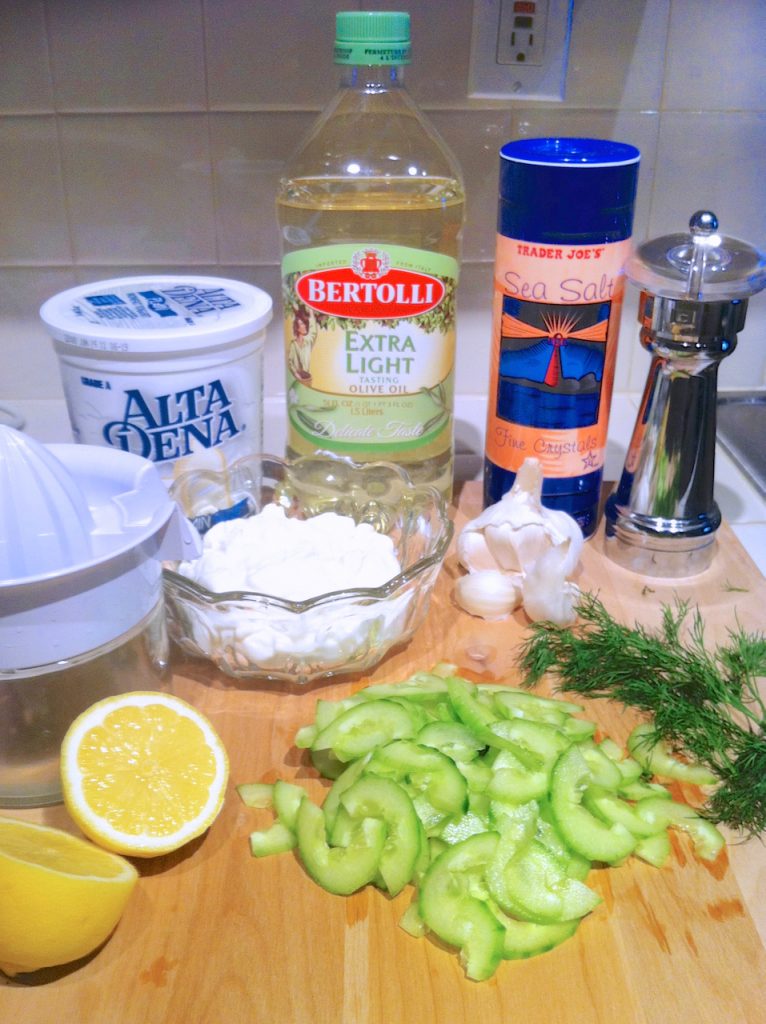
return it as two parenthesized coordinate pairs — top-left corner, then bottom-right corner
(495, 297), (612, 430)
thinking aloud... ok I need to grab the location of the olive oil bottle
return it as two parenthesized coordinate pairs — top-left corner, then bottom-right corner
(276, 11), (464, 499)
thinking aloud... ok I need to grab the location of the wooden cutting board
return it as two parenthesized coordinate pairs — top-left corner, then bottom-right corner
(3, 482), (766, 1024)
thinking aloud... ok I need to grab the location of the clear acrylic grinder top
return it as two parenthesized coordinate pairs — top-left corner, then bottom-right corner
(624, 209), (766, 302)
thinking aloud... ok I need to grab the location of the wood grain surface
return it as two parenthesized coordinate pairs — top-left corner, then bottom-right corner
(3, 482), (765, 1024)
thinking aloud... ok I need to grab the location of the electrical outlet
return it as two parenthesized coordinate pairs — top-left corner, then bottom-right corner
(496, 0), (547, 66)
(468, 0), (573, 101)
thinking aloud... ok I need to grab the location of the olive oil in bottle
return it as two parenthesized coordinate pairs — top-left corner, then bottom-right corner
(276, 11), (464, 499)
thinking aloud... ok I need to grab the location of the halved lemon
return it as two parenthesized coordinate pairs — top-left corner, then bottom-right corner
(60, 692), (229, 858)
(0, 816), (138, 976)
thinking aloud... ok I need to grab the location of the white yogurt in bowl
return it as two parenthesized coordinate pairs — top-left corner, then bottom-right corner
(179, 504), (401, 600)
(162, 453), (452, 684)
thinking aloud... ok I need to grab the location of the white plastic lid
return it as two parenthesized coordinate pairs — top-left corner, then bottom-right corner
(40, 274), (273, 354)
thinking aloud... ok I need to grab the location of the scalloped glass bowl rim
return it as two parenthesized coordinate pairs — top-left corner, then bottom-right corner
(163, 528), (452, 612)
(162, 453), (453, 613)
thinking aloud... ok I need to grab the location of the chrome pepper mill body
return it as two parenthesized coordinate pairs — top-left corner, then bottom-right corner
(604, 211), (766, 577)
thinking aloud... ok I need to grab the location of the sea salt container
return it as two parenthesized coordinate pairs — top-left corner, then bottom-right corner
(40, 275), (273, 485)
(0, 426), (201, 807)
(483, 138), (640, 537)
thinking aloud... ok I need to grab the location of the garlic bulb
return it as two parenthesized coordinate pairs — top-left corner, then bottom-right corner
(454, 570), (522, 622)
(458, 459), (583, 577)
(455, 458), (584, 628)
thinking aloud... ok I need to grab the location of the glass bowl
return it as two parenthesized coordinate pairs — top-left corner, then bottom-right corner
(162, 453), (453, 684)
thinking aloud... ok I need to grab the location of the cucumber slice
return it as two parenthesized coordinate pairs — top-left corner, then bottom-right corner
(536, 800), (592, 881)
(273, 779), (306, 832)
(635, 797), (725, 861)
(309, 746), (346, 780)
(399, 898), (427, 938)
(619, 780), (672, 802)
(493, 692), (567, 727)
(456, 757), (494, 794)
(322, 755), (371, 831)
(597, 737), (624, 762)
(492, 903), (579, 960)
(485, 687), (583, 717)
(559, 716), (597, 740)
(634, 830), (671, 867)
(485, 823), (534, 914)
(627, 723), (718, 786)
(440, 811), (490, 845)
(249, 821), (297, 858)
(340, 775), (423, 896)
(578, 742), (623, 790)
(583, 786), (668, 838)
(550, 745), (636, 864)
(417, 721), (485, 762)
(490, 718), (570, 764)
(445, 677), (510, 748)
(598, 738), (642, 784)
(411, 793), (449, 836)
(237, 782), (274, 808)
(488, 837), (600, 924)
(419, 832), (505, 982)
(312, 699), (418, 762)
(487, 765), (549, 804)
(488, 799), (539, 841)
(295, 798), (386, 896)
(359, 674), (450, 701)
(314, 695), (364, 732)
(365, 740), (468, 815)
(294, 724), (318, 749)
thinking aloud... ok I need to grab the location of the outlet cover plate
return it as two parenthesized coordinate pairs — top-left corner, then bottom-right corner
(468, 0), (573, 101)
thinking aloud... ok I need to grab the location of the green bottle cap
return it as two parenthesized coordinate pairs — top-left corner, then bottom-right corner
(334, 11), (411, 66)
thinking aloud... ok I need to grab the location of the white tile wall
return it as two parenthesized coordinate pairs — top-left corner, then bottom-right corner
(0, 0), (764, 411)
(0, 2), (53, 114)
(45, 0), (209, 112)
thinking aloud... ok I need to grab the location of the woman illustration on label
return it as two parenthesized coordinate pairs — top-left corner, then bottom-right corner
(496, 298), (611, 430)
(288, 306), (317, 384)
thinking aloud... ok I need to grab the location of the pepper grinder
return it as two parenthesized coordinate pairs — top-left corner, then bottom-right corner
(604, 211), (766, 577)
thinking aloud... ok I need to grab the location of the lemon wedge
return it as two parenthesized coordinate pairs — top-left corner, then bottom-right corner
(60, 691), (229, 858)
(0, 816), (138, 976)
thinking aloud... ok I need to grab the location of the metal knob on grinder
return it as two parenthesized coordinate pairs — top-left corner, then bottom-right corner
(604, 211), (766, 577)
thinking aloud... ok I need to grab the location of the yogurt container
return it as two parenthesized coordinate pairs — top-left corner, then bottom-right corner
(40, 275), (273, 484)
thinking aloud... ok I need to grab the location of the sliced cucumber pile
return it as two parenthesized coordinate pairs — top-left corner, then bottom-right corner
(239, 668), (724, 981)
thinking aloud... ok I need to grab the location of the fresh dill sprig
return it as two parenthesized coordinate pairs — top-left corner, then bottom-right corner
(722, 580), (749, 593)
(517, 593), (766, 838)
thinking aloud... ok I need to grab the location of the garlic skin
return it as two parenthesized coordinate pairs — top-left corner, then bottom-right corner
(455, 458), (584, 626)
(521, 540), (580, 627)
(455, 569), (522, 621)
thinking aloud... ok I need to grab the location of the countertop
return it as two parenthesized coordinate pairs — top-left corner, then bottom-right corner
(2, 483), (766, 1024)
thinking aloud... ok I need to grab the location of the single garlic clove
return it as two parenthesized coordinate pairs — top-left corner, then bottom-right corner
(521, 541), (580, 627)
(484, 519), (551, 574)
(455, 569), (522, 621)
(457, 529), (498, 573)
(541, 508), (584, 576)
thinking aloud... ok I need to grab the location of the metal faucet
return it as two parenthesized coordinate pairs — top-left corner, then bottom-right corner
(604, 211), (766, 577)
